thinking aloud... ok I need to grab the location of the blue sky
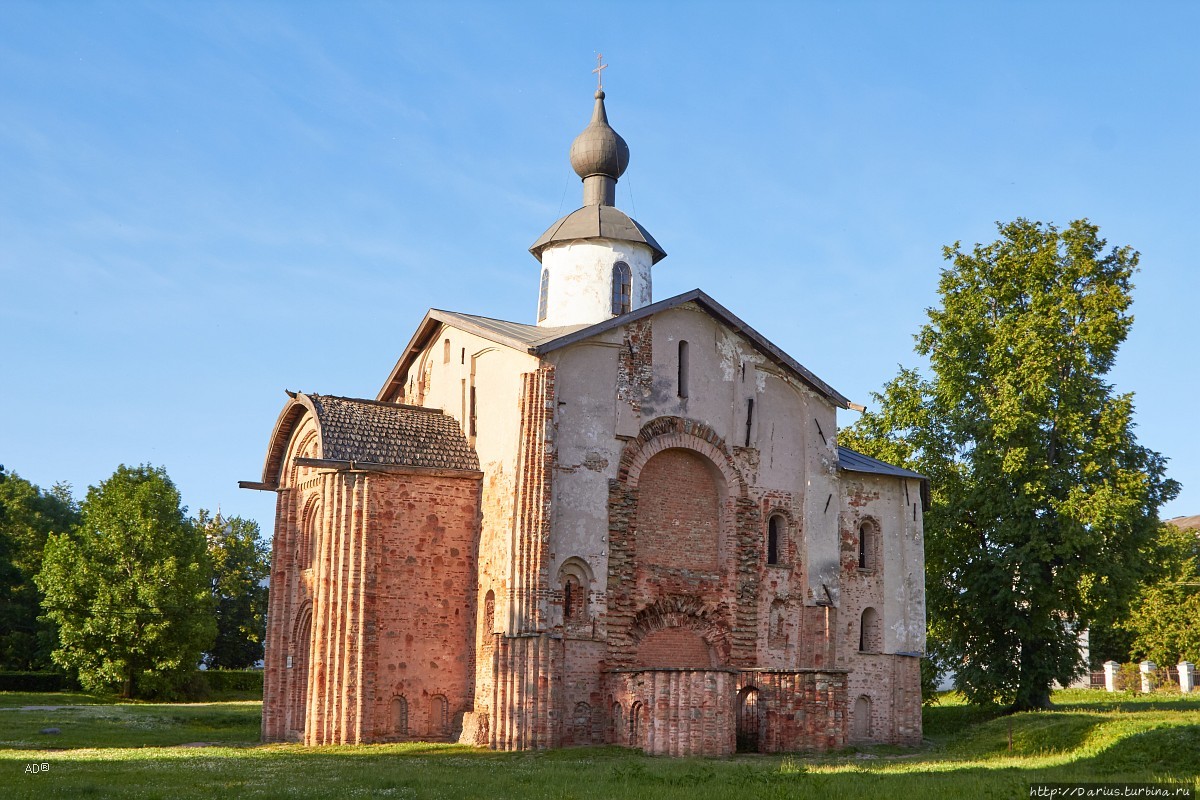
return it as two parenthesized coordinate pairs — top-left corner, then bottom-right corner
(2, 1), (1196, 534)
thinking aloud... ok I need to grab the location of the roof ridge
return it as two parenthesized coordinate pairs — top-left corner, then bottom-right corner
(309, 393), (444, 414)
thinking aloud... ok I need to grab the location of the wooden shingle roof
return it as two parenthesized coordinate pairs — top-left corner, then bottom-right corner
(307, 394), (479, 471)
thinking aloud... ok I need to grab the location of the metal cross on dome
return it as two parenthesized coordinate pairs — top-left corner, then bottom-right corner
(592, 53), (607, 90)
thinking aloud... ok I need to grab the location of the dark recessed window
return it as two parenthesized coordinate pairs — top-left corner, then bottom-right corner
(612, 261), (632, 315)
(767, 515), (783, 565)
(678, 340), (689, 399)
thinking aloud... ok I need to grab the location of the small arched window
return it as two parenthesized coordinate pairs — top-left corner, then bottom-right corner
(767, 515), (785, 565)
(392, 696), (409, 735)
(677, 340), (689, 399)
(442, 338), (451, 364)
(612, 261), (632, 316)
(563, 575), (583, 621)
(431, 694), (449, 736)
(538, 268), (550, 322)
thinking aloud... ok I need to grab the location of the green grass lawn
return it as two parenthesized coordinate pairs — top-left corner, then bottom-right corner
(2, 689), (1197, 799)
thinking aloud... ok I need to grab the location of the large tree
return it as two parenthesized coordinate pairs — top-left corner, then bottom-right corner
(0, 467), (79, 670)
(196, 510), (270, 669)
(841, 218), (1178, 710)
(37, 465), (215, 698)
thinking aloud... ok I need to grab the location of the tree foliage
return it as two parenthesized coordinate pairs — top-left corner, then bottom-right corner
(196, 510), (270, 669)
(0, 467), (79, 670)
(1121, 523), (1200, 666)
(36, 465), (216, 698)
(841, 219), (1178, 710)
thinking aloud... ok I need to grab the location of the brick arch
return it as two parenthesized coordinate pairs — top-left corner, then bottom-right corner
(617, 416), (747, 498)
(608, 417), (762, 668)
(629, 596), (732, 666)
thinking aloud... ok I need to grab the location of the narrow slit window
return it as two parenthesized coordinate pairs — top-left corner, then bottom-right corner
(443, 338), (451, 364)
(858, 522), (874, 570)
(469, 384), (477, 438)
(677, 340), (689, 399)
(767, 516), (781, 565)
(538, 268), (549, 322)
(612, 261), (632, 316)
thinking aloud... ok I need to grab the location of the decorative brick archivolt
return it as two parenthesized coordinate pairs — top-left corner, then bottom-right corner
(617, 416), (747, 497)
(628, 595), (732, 665)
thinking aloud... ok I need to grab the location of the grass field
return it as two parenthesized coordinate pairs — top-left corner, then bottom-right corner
(2, 689), (1196, 799)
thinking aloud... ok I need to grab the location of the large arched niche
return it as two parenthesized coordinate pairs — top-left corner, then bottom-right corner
(633, 448), (723, 571)
(619, 418), (745, 575)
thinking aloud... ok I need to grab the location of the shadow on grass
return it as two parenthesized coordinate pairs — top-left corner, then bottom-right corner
(1069, 723), (1200, 776)
(943, 713), (1105, 760)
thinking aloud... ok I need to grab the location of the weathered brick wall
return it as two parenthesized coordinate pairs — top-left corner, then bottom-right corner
(634, 448), (720, 570)
(561, 638), (605, 746)
(636, 626), (714, 668)
(367, 471), (481, 743)
(606, 668), (738, 756)
(737, 669), (848, 752)
(838, 471), (925, 745)
(489, 632), (564, 750)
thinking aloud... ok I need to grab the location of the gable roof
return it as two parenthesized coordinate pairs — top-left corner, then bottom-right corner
(243, 392), (479, 489)
(377, 289), (853, 409)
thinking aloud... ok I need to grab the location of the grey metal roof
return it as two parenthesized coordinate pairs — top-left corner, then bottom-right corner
(377, 289), (853, 410)
(532, 289), (853, 409)
(308, 393), (479, 471)
(426, 310), (588, 351)
(530, 204), (667, 264)
(837, 446), (924, 479)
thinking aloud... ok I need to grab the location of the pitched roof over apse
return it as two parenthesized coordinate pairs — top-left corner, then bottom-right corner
(308, 394), (479, 470)
(241, 392), (479, 490)
(836, 446), (925, 479)
(837, 445), (930, 511)
(377, 289), (854, 410)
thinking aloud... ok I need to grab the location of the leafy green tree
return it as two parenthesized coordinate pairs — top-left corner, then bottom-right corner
(1121, 523), (1200, 666)
(196, 510), (270, 669)
(0, 468), (79, 670)
(36, 465), (215, 697)
(841, 219), (1178, 710)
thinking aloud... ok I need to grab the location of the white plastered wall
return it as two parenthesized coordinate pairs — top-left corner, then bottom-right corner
(537, 238), (654, 328)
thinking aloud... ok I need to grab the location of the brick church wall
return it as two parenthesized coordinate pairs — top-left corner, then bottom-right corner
(367, 471), (481, 743)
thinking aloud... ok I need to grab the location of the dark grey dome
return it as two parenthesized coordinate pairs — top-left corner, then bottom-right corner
(569, 90), (629, 180)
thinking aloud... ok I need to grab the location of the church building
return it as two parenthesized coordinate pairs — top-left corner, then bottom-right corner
(241, 83), (927, 756)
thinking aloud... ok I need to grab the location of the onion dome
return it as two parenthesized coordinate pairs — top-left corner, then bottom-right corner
(569, 90), (630, 183)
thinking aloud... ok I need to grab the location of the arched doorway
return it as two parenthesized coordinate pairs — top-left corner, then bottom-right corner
(736, 686), (761, 752)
